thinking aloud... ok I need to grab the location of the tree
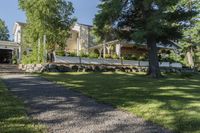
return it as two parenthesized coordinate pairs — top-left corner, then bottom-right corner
(94, 0), (198, 78)
(180, 2), (200, 68)
(0, 18), (9, 41)
(19, 0), (76, 62)
(181, 21), (200, 68)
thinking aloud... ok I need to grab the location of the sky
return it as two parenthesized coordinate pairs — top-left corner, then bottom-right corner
(0, 0), (100, 40)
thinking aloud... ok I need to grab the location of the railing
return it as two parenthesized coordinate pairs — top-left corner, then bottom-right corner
(55, 56), (183, 68)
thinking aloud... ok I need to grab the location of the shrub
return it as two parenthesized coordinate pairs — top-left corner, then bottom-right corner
(80, 52), (88, 58)
(139, 56), (147, 61)
(21, 55), (37, 64)
(56, 50), (65, 56)
(21, 44), (44, 64)
(12, 55), (18, 64)
(88, 52), (99, 58)
(68, 52), (77, 57)
(111, 54), (119, 59)
(123, 55), (138, 60)
(105, 54), (111, 59)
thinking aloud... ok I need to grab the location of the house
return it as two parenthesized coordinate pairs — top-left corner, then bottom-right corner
(65, 23), (96, 55)
(11, 21), (181, 64)
(0, 22), (25, 64)
(0, 41), (19, 64)
(13, 22), (96, 59)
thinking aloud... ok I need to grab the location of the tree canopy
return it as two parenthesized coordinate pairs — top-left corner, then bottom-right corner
(0, 18), (9, 41)
(94, 0), (198, 78)
(19, 0), (76, 62)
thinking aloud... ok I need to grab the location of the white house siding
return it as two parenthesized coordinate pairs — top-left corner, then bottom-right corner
(66, 30), (79, 53)
(14, 24), (22, 44)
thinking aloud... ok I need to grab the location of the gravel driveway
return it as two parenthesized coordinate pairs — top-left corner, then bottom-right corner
(1, 74), (171, 133)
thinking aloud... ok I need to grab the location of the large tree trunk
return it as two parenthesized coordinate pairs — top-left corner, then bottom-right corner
(147, 37), (162, 78)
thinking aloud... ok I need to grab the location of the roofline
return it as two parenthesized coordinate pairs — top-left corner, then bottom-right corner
(13, 22), (26, 35)
(77, 23), (93, 27)
(0, 41), (19, 47)
(89, 39), (180, 50)
(16, 21), (26, 26)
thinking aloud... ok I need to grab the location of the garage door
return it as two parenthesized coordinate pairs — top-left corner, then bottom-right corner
(0, 49), (12, 64)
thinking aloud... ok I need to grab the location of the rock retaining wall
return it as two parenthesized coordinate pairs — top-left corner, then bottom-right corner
(19, 63), (186, 73)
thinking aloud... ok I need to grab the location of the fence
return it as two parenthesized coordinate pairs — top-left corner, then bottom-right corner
(55, 56), (183, 68)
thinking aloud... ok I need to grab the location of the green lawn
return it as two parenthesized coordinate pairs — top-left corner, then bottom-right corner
(43, 72), (200, 133)
(0, 79), (45, 133)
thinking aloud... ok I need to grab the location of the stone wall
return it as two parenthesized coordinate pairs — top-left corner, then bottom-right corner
(19, 63), (186, 73)
(18, 64), (47, 73)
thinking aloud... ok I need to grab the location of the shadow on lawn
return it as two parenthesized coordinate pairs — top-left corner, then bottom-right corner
(0, 80), (44, 133)
(2, 74), (170, 133)
(42, 72), (200, 133)
(2, 72), (200, 133)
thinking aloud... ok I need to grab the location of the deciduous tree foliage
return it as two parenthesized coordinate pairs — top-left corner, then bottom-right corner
(94, 0), (198, 78)
(0, 18), (9, 41)
(18, 0), (76, 62)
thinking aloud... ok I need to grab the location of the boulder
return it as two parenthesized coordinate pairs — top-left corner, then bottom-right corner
(71, 65), (79, 72)
(58, 65), (71, 72)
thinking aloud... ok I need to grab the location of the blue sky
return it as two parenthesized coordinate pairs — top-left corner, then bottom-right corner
(0, 0), (99, 39)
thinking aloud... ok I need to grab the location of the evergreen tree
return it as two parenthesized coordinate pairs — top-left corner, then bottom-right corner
(94, 0), (198, 78)
(0, 18), (9, 41)
(19, 0), (76, 62)
(181, 2), (200, 68)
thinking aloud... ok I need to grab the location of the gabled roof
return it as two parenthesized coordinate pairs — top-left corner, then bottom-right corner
(13, 21), (26, 35)
(16, 21), (26, 26)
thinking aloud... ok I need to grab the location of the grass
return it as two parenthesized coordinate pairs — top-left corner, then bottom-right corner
(42, 72), (200, 133)
(0, 79), (46, 133)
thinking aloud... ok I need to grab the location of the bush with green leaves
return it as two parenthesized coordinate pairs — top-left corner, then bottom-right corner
(123, 55), (137, 60)
(138, 56), (147, 61)
(56, 50), (65, 56)
(12, 55), (18, 64)
(80, 52), (88, 58)
(88, 52), (99, 58)
(111, 54), (119, 59)
(105, 54), (111, 59)
(67, 52), (77, 57)
(21, 44), (45, 64)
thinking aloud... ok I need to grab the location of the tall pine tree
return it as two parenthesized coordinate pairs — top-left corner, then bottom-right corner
(94, 0), (198, 78)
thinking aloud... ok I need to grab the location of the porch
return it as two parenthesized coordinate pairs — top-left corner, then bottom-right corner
(88, 40), (180, 60)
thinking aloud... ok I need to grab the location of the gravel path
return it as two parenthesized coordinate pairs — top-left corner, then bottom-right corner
(1, 74), (171, 133)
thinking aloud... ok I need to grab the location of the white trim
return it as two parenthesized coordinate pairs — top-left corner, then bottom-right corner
(0, 41), (19, 48)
